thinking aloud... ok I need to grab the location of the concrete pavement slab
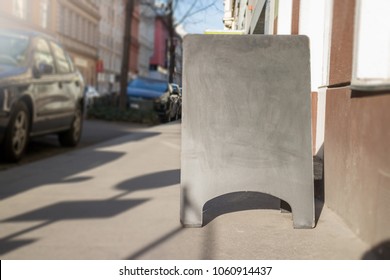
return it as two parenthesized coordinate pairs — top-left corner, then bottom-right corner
(0, 122), (370, 259)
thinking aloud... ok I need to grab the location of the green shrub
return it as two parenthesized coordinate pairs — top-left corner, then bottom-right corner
(86, 96), (160, 125)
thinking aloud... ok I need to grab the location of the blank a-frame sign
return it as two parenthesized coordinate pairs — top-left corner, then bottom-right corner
(181, 35), (314, 229)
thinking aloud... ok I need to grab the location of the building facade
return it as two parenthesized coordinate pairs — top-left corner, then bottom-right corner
(138, 0), (155, 77)
(56, 0), (100, 87)
(96, 0), (140, 95)
(0, 0), (100, 86)
(225, 0), (390, 249)
(172, 24), (186, 86)
(97, 0), (125, 94)
(0, 0), (56, 34)
(149, 16), (168, 80)
(129, 2), (140, 77)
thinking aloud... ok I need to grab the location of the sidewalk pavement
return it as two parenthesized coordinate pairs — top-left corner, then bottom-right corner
(0, 121), (370, 259)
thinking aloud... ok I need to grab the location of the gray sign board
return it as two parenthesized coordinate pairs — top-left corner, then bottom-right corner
(181, 35), (314, 228)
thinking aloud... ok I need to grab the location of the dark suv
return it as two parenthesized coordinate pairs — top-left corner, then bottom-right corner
(127, 77), (181, 122)
(0, 29), (84, 162)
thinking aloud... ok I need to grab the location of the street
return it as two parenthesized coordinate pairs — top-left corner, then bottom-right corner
(0, 119), (147, 171)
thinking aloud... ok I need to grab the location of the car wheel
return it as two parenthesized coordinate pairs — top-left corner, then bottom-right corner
(174, 101), (181, 120)
(58, 106), (83, 147)
(2, 102), (30, 162)
(160, 114), (169, 123)
(167, 101), (177, 122)
(178, 103), (182, 119)
(168, 104), (175, 122)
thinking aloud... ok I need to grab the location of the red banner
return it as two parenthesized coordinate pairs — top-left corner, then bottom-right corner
(96, 60), (104, 73)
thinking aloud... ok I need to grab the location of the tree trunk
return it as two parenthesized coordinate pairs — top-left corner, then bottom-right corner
(119, 0), (134, 111)
(167, 0), (175, 83)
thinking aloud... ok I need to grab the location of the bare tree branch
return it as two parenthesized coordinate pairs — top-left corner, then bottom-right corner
(174, 0), (218, 26)
(137, 0), (219, 82)
(139, 0), (219, 27)
(174, 1), (197, 26)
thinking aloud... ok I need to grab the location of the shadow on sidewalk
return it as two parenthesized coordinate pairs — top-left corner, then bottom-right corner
(112, 169), (180, 199)
(0, 131), (164, 256)
(362, 240), (390, 260)
(0, 198), (149, 256)
(0, 131), (160, 200)
(202, 192), (325, 227)
(202, 191), (281, 226)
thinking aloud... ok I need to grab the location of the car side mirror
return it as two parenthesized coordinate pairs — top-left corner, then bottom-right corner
(33, 62), (53, 78)
(39, 62), (53, 74)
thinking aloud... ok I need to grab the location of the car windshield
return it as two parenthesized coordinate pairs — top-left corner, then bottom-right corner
(129, 78), (168, 92)
(0, 32), (29, 66)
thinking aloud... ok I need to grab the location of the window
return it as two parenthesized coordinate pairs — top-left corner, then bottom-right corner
(93, 26), (98, 46)
(13, 0), (27, 19)
(71, 12), (76, 38)
(0, 32), (29, 66)
(352, 0), (390, 90)
(34, 38), (55, 74)
(64, 9), (70, 35)
(77, 16), (82, 41)
(40, 0), (50, 29)
(67, 53), (75, 72)
(88, 23), (93, 45)
(82, 19), (87, 43)
(58, 5), (65, 34)
(50, 42), (72, 74)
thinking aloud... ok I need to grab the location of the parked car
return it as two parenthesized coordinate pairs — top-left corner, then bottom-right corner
(170, 83), (180, 95)
(169, 83), (182, 120)
(84, 85), (100, 108)
(0, 28), (85, 162)
(127, 77), (181, 122)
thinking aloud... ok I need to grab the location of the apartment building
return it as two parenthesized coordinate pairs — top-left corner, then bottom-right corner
(56, 0), (100, 86)
(138, 0), (155, 77)
(97, 0), (126, 94)
(0, 0), (55, 33)
(149, 16), (168, 80)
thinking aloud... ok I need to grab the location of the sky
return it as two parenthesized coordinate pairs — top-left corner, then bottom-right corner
(174, 0), (225, 34)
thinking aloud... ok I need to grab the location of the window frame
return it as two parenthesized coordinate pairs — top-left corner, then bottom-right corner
(13, 0), (28, 20)
(49, 41), (73, 75)
(351, 0), (390, 91)
(40, 0), (50, 29)
(32, 37), (56, 76)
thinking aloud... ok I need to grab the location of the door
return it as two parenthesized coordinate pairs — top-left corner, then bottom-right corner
(31, 37), (65, 133)
(49, 41), (77, 117)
